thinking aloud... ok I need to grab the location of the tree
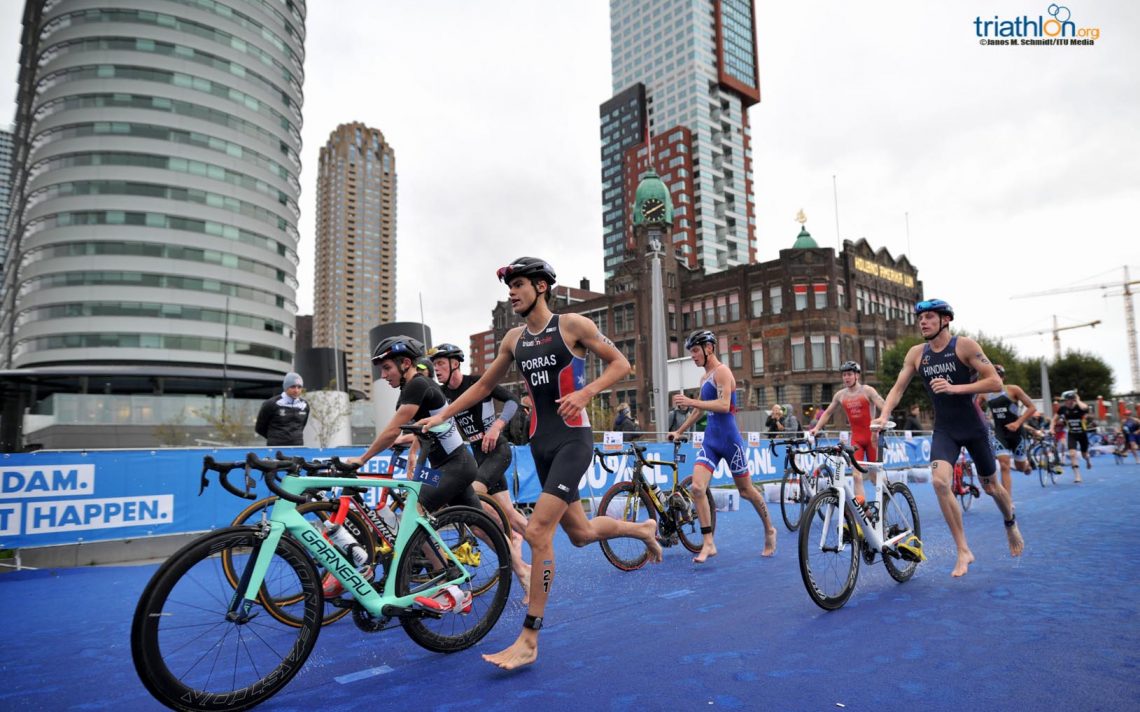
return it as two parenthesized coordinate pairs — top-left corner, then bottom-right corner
(306, 391), (353, 448)
(197, 402), (256, 446)
(876, 335), (926, 415)
(1050, 350), (1114, 400)
(154, 410), (194, 447)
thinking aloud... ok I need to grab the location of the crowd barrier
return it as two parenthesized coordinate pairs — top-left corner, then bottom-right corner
(0, 434), (932, 550)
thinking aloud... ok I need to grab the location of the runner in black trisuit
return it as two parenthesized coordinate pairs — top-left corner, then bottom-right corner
(420, 256), (661, 671)
(348, 336), (480, 512)
(430, 342), (532, 602)
(875, 299), (1024, 577)
(1053, 389), (1091, 482)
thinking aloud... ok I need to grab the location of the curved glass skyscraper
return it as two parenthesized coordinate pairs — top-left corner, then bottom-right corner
(1, 0), (306, 374)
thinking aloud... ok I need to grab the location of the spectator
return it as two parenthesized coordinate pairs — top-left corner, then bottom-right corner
(903, 404), (923, 431)
(667, 395), (691, 433)
(505, 394), (533, 446)
(765, 404), (787, 435)
(782, 404), (801, 436)
(612, 402), (642, 440)
(255, 372), (309, 447)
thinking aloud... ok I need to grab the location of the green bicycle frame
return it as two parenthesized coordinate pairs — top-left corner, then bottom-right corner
(232, 474), (472, 619)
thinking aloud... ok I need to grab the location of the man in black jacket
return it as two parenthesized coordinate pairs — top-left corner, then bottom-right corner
(255, 372), (309, 446)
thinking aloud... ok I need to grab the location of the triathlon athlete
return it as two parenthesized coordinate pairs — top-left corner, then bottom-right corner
(1052, 390), (1091, 482)
(1122, 410), (1140, 464)
(976, 364), (1037, 497)
(430, 342), (532, 602)
(806, 360), (886, 511)
(420, 256), (661, 671)
(668, 330), (778, 563)
(348, 336), (480, 513)
(875, 299), (1023, 577)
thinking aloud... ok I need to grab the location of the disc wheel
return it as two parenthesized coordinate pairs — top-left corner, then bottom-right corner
(595, 482), (656, 570)
(395, 506), (511, 652)
(798, 490), (861, 611)
(131, 527), (321, 711)
(676, 476), (716, 553)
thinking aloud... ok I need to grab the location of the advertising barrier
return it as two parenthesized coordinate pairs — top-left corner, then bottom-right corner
(1, 435), (932, 549)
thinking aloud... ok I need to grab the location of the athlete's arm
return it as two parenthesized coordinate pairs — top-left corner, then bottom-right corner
(808, 393), (842, 434)
(865, 385), (887, 412)
(876, 344), (922, 426)
(1007, 384), (1038, 430)
(420, 328), (521, 431)
(936, 336), (1001, 395)
(696, 365), (735, 414)
(351, 402), (420, 465)
(557, 313), (630, 420)
(482, 385), (519, 452)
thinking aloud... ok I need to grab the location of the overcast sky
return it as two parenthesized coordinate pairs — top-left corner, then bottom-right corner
(3, 1), (1139, 392)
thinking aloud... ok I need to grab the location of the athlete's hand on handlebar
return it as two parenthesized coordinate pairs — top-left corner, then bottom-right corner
(417, 415), (445, 433)
(870, 415), (890, 431)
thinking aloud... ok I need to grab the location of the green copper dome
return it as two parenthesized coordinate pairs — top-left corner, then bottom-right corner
(632, 168), (674, 227)
(792, 226), (818, 249)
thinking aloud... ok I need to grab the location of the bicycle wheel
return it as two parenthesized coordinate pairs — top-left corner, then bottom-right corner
(595, 481), (656, 571)
(132, 527), (321, 711)
(1045, 445), (1061, 485)
(959, 466), (975, 512)
(283, 500), (383, 626)
(780, 468), (808, 531)
(882, 482), (922, 583)
(798, 490), (861, 611)
(676, 475), (716, 553)
(395, 506), (511, 653)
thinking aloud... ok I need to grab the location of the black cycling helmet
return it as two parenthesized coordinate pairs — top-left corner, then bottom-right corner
(840, 360), (861, 373)
(371, 335), (424, 364)
(685, 329), (716, 350)
(914, 298), (954, 320)
(1061, 389), (1077, 400)
(994, 364), (1006, 378)
(429, 343), (465, 362)
(496, 256), (556, 286)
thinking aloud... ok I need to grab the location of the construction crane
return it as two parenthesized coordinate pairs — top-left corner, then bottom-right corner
(1006, 316), (1101, 360)
(1013, 266), (1140, 390)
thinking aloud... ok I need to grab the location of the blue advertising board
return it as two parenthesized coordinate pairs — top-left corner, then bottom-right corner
(1, 436), (931, 549)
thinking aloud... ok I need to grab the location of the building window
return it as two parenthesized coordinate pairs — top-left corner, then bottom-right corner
(794, 285), (808, 311)
(767, 338), (785, 370)
(750, 287), (763, 317)
(751, 339), (764, 375)
(863, 338), (878, 371)
(753, 387), (768, 409)
(829, 336), (840, 370)
(791, 336), (806, 372)
(729, 292), (740, 321)
(769, 285), (782, 314)
(774, 385), (786, 405)
(813, 283), (828, 309)
(810, 335), (825, 371)
(716, 295), (727, 323)
(801, 384), (814, 406)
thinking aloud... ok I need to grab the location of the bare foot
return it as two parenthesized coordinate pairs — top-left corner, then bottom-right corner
(950, 549), (975, 577)
(482, 633), (538, 670)
(516, 563), (531, 606)
(642, 520), (664, 563)
(1006, 523), (1024, 557)
(693, 542), (718, 563)
(762, 526), (777, 557)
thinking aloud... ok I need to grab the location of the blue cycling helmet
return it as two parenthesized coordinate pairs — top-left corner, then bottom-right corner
(914, 299), (954, 320)
(429, 343), (465, 362)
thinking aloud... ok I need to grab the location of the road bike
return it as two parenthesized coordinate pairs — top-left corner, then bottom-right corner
(1026, 431), (1062, 487)
(797, 437), (925, 610)
(774, 436), (834, 531)
(952, 449), (980, 512)
(132, 434), (511, 711)
(592, 437), (715, 570)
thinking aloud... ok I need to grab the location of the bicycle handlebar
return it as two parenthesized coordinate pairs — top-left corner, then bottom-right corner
(200, 456), (257, 500)
(244, 453), (309, 504)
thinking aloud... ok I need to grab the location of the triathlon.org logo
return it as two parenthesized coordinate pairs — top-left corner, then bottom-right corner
(975, 4), (1101, 46)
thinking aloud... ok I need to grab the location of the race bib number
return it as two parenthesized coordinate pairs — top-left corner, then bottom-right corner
(603, 431), (624, 450)
(412, 466), (442, 488)
(747, 431), (761, 447)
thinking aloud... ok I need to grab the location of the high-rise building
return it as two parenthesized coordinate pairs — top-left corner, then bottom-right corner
(0, 128), (13, 276)
(312, 123), (396, 395)
(0, 0), (306, 374)
(601, 0), (760, 276)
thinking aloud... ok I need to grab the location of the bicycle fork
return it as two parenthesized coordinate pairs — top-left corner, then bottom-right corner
(227, 521), (287, 624)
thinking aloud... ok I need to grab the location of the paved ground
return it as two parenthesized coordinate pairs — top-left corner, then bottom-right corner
(2, 460), (1138, 711)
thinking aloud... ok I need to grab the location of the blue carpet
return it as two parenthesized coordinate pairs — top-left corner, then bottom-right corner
(2, 462), (1138, 711)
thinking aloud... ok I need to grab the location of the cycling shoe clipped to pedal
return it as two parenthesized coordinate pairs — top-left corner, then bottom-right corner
(415, 584), (472, 615)
(897, 535), (927, 562)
